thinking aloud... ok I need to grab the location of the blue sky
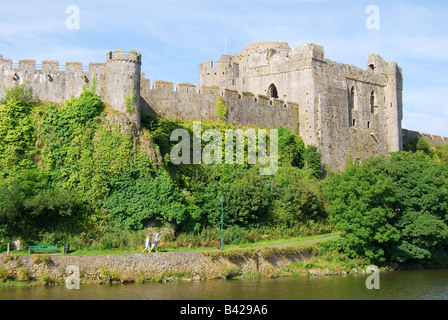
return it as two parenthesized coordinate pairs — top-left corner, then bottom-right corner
(1, 0), (447, 136)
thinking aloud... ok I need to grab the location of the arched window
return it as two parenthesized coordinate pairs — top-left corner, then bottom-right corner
(267, 84), (278, 99)
(349, 86), (355, 110)
(349, 86), (356, 127)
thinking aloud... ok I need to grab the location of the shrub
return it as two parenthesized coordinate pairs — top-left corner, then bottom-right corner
(0, 268), (8, 283)
(0, 84), (40, 106)
(215, 96), (228, 122)
(17, 268), (31, 282)
(39, 273), (55, 286)
(103, 169), (187, 231)
(225, 225), (246, 245)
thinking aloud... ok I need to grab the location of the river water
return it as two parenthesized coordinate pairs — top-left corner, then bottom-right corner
(1, 269), (448, 300)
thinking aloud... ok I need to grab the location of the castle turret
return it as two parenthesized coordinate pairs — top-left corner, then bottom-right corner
(367, 53), (403, 152)
(105, 50), (142, 126)
(199, 54), (239, 90)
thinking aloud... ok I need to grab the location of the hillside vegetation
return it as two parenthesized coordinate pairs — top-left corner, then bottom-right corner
(1, 84), (448, 268)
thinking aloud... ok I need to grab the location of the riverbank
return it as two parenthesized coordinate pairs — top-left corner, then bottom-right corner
(0, 238), (372, 288)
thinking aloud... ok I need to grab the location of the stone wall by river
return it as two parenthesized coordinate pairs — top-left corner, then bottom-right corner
(0, 247), (314, 283)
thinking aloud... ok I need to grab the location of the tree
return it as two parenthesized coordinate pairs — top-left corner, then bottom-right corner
(187, 165), (275, 229)
(373, 152), (448, 263)
(326, 160), (400, 263)
(277, 126), (305, 167)
(273, 167), (326, 227)
(303, 145), (322, 178)
(0, 169), (86, 237)
(327, 152), (448, 265)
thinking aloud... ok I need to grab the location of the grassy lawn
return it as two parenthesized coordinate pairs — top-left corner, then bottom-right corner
(229, 232), (342, 249)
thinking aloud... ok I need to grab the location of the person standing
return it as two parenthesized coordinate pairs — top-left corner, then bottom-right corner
(142, 235), (151, 253)
(149, 232), (161, 253)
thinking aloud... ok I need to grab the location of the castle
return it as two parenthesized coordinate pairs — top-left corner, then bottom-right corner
(1, 42), (446, 170)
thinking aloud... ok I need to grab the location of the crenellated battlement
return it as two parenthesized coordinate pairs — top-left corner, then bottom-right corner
(140, 73), (298, 131)
(0, 42), (414, 171)
(140, 76), (298, 112)
(0, 56), (107, 74)
(0, 50), (141, 125)
(107, 50), (141, 64)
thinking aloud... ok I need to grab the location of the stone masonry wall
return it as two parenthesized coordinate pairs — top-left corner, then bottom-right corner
(0, 249), (313, 283)
(0, 50), (141, 125)
(140, 79), (298, 131)
(0, 47), (445, 172)
(403, 129), (448, 146)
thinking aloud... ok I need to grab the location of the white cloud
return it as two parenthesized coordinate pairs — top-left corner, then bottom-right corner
(403, 109), (448, 137)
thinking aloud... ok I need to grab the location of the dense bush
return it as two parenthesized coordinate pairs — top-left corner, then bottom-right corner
(103, 168), (187, 231)
(42, 82), (103, 169)
(272, 167), (327, 227)
(326, 149), (448, 265)
(0, 85), (38, 176)
(0, 169), (87, 238)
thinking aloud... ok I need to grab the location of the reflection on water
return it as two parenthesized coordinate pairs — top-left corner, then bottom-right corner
(1, 269), (448, 300)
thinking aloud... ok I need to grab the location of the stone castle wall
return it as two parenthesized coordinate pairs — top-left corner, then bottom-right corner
(0, 50), (141, 125)
(140, 78), (298, 130)
(403, 129), (448, 146)
(313, 54), (403, 170)
(0, 44), (445, 171)
(198, 42), (405, 170)
(0, 54), (104, 102)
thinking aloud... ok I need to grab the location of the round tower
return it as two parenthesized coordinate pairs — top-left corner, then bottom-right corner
(105, 50), (142, 126)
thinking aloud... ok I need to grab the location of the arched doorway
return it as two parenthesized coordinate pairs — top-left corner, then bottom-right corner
(267, 84), (278, 99)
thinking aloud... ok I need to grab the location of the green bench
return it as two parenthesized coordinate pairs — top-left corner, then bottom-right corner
(29, 246), (58, 254)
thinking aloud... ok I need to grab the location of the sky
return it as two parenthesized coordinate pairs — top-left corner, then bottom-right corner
(1, 0), (447, 136)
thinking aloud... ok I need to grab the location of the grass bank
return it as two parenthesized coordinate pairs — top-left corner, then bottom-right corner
(0, 233), (377, 289)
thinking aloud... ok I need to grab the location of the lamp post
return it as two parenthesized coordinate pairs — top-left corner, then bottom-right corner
(220, 195), (225, 250)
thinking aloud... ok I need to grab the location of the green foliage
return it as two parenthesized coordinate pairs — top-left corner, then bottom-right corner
(0, 84), (40, 106)
(272, 167), (327, 227)
(326, 161), (399, 263)
(327, 151), (448, 265)
(415, 138), (433, 155)
(0, 86), (38, 176)
(42, 85), (103, 169)
(277, 126), (305, 167)
(0, 268), (8, 283)
(304, 145), (322, 177)
(0, 169), (87, 237)
(103, 169), (187, 231)
(225, 225), (247, 245)
(63, 123), (136, 207)
(187, 165), (276, 228)
(215, 95), (228, 122)
(125, 91), (137, 115)
(276, 127), (322, 176)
